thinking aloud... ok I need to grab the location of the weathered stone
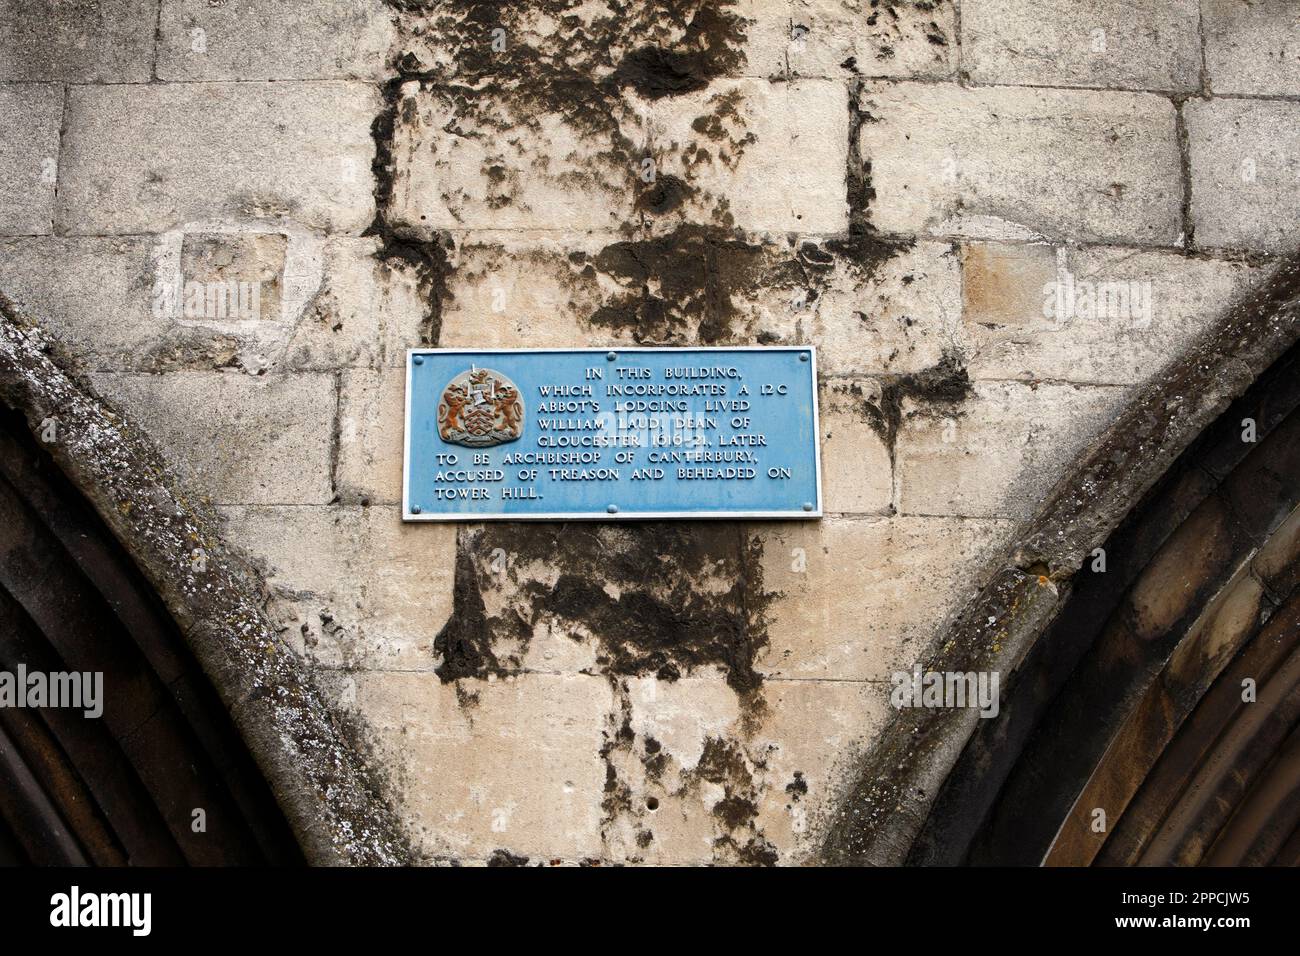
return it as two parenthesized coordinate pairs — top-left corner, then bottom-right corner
(433, 233), (616, 352)
(595, 671), (894, 864)
(750, 678), (890, 862)
(156, 0), (395, 81)
(387, 82), (633, 235)
(338, 671), (612, 862)
(58, 82), (378, 235)
(0, 84), (61, 236)
(88, 371), (336, 505)
(818, 381), (893, 513)
(811, 239), (962, 375)
(0, 237), (160, 363)
(392, 0), (757, 87)
(858, 83), (1182, 245)
(1186, 98), (1300, 254)
(781, 0), (957, 79)
(0, 234), (403, 372)
(757, 516), (1013, 680)
(221, 505), (457, 671)
(0, 0), (156, 82)
(433, 231), (954, 369)
(962, 0), (1201, 92)
(1203, 0), (1300, 97)
(651, 78), (849, 233)
(390, 78), (847, 234)
(285, 238), (424, 370)
(0, 296), (410, 866)
(2, 0), (1292, 871)
(607, 676), (742, 864)
(962, 242), (1269, 384)
(896, 380), (1129, 518)
(418, 522), (766, 693)
(444, 228), (809, 348)
(337, 368), (405, 505)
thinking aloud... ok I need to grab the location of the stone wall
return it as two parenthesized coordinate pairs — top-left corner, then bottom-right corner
(0, 0), (1295, 864)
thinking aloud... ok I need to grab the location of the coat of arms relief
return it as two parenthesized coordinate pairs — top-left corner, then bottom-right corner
(437, 367), (524, 447)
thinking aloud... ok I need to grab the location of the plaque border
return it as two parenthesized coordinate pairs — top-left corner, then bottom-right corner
(402, 346), (823, 522)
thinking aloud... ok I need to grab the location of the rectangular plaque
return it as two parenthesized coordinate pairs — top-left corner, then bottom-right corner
(403, 347), (821, 521)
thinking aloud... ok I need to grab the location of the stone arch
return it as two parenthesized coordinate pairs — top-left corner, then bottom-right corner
(0, 293), (408, 865)
(822, 255), (1300, 866)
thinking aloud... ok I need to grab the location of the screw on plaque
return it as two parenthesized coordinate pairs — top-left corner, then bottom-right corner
(802, 502), (813, 511)
(413, 355), (424, 365)
(799, 352), (809, 362)
(411, 505), (422, 514)
(607, 504), (618, 514)
(607, 351), (617, 361)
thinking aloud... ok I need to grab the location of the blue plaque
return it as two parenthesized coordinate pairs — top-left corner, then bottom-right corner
(403, 347), (822, 521)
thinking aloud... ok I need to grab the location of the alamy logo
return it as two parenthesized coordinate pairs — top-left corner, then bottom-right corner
(50, 886), (151, 936)
(890, 665), (1000, 718)
(151, 278), (263, 322)
(0, 665), (102, 718)
(1042, 267), (1152, 329)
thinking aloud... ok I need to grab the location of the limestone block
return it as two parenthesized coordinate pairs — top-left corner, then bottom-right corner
(0, 234), (398, 372)
(58, 82), (378, 235)
(343, 671), (612, 862)
(389, 78), (847, 234)
(337, 367), (405, 505)
(749, 678), (890, 862)
(0, 84), (61, 235)
(1186, 98), (1300, 254)
(0, 0), (156, 82)
(784, 0), (957, 79)
(220, 504), (457, 671)
(156, 0), (395, 81)
(895, 380), (1129, 518)
(432, 232), (616, 352)
(962, 0), (1201, 92)
(858, 82), (1182, 245)
(649, 78), (849, 233)
(818, 380), (893, 514)
(810, 239), (963, 375)
(962, 242), (1268, 384)
(1203, 0), (1300, 97)
(756, 516), (1014, 680)
(88, 371), (336, 505)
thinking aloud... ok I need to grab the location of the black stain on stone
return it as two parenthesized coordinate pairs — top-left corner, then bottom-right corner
(487, 848), (530, 866)
(686, 736), (778, 865)
(365, 72), (455, 346)
(643, 736), (668, 780)
(373, 0), (916, 346)
(612, 4), (748, 99)
(713, 793), (759, 830)
(785, 770), (808, 802)
(380, 0), (750, 146)
(862, 348), (973, 463)
(823, 232), (913, 280)
(847, 79), (882, 232)
(432, 541), (521, 682)
(370, 2), (766, 342)
(615, 47), (713, 99)
(635, 173), (692, 217)
(432, 524), (771, 698)
(586, 225), (801, 344)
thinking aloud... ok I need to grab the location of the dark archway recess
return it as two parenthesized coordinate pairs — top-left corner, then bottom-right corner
(0, 404), (303, 866)
(910, 339), (1300, 866)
